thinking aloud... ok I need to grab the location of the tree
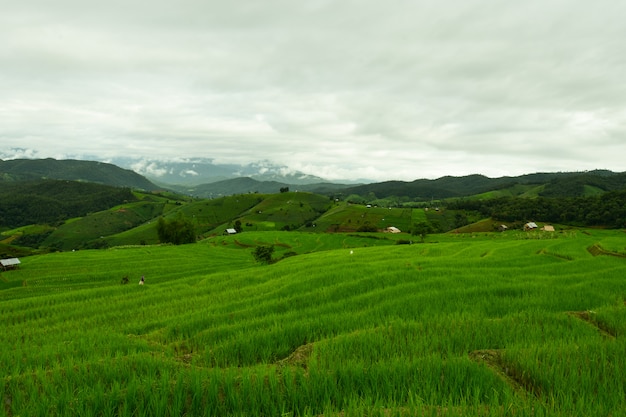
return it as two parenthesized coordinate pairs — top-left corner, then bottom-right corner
(156, 213), (196, 244)
(280, 187), (289, 193)
(234, 219), (243, 233)
(253, 245), (275, 264)
(411, 221), (433, 243)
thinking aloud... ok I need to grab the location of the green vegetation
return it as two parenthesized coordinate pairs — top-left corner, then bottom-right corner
(156, 213), (196, 245)
(449, 190), (626, 228)
(0, 158), (158, 190)
(4, 164), (626, 260)
(0, 180), (137, 229)
(1, 230), (625, 416)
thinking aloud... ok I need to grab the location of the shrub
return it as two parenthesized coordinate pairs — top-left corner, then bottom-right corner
(253, 245), (275, 264)
(156, 213), (196, 245)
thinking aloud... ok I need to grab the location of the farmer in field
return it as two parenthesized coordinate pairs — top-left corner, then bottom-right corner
(139, 275), (145, 285)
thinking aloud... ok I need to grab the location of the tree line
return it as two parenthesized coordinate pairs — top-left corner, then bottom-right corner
(0, 180), (136, 229)
(447, 190), (626, 228)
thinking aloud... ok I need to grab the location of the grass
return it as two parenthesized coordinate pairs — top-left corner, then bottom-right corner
(312, 202), (418, 232)
(1, 229), (625, 416)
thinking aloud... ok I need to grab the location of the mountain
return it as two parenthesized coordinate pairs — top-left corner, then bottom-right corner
(108, 157), (330, 186)
(168, 177), (355, 198)
(0, 158), (160, 191)
(340, 170), (626, 200)
(3, 157), (624, 201)
(185, 177), (291, 197)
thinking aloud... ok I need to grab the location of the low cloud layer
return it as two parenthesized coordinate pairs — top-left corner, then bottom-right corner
(2, 1), (625, 181)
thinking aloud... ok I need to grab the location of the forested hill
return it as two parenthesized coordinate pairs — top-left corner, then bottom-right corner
(0, 158), (159, 191)
(0, 180), (137, 229)
(341, 170), (626, 199)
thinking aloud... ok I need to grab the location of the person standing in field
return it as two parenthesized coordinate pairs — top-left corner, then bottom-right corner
(139, 276), (145, 285)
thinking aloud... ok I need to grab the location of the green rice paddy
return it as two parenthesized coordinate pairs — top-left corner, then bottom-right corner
(1, 229), (625, 416)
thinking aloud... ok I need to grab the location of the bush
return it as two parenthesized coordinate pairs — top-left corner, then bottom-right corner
(357, 224), (378, 232)
(156, 213), (196, 245)
(253, 245), (275, 264)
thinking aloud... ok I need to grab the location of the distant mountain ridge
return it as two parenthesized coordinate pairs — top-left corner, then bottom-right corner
(2, 157), (625, 200)
(178, 170), (626, 199)
(108, 157), (332, 186)
(174, 177), (351, 198)
(339, 170), (626, 200)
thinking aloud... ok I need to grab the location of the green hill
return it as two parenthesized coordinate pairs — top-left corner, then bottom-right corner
(0, 180), (138, 229)
(341, 170), (626, 201)
(0, 158), (159, 190)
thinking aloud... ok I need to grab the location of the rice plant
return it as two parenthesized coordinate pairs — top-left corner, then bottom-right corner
(1, 230), (625, 416)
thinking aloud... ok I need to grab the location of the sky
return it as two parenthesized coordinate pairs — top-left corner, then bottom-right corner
(2, 0), (625, 182)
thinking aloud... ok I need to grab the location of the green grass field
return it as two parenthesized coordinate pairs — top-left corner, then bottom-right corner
(1, 229), (625, 416)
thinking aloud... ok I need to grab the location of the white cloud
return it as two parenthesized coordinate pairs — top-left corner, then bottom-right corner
(1, 0), (626, 181)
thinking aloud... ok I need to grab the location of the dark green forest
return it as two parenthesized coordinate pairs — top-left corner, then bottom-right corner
(448, 190), (626, 228)
(0, 180), (137, 229)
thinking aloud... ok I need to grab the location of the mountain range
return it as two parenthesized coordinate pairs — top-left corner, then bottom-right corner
(2, 157), (626, 200)
(108, 157), (334, 186)
(3, 157), (626, 257)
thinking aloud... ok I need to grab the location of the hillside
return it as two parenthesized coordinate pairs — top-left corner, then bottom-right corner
(2, 157), (626, 256)
(0, 180), (138, 230)
(4, 157), (625, 201)
(170, 176), (354, 198)
(0, 158), (160, 191)
(176, 170), (626, 199)
(4, 183), (626, 257)
(340, 170), (626, 200)
(1, 230), (625, 415)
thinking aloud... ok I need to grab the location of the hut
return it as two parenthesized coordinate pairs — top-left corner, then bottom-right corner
(0, 258), (20, 271)
(524, 222), (538, 231)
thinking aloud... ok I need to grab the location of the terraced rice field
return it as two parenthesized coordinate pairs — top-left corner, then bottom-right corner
(1, 230), (625, 416)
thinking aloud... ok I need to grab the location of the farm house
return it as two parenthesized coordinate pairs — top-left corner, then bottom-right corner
(524, 222), (538, 231)
(385, 226), (401, 233)
(1, 258), (20, 271)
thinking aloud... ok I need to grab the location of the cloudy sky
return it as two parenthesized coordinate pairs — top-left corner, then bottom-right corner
(2, 0), (625, 181)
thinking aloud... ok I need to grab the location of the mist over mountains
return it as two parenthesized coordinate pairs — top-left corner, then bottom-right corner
(109, 157), (342, 186)
(2, 156), (626, 200)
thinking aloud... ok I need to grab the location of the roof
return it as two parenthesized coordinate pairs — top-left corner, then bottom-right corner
(542, 225), (555, 231)
(225, 228), (237, 234)
(0, 258), (20, 267)
(386, 226), (401, 233)
(525, 222), (538, 229)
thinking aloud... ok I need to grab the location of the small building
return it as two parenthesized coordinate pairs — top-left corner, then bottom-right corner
(0, 258), (20, 271)
(498, 225), (508, 232)
(385, 226), (401, 233)
(524, 222), (538, 231)
(541, 225), (555, 232)
(224, 228), (238, 235)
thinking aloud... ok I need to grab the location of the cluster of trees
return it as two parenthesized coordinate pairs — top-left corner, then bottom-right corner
(448, 190), (626, 228)
(156, 213), (196, 244)
(0, 180), (136, 229)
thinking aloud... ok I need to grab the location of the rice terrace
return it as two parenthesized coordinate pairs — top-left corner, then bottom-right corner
(2, 228), (626, 416)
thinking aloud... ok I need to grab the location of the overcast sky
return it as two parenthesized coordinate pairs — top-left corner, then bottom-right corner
(2, 0), (625, 181)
